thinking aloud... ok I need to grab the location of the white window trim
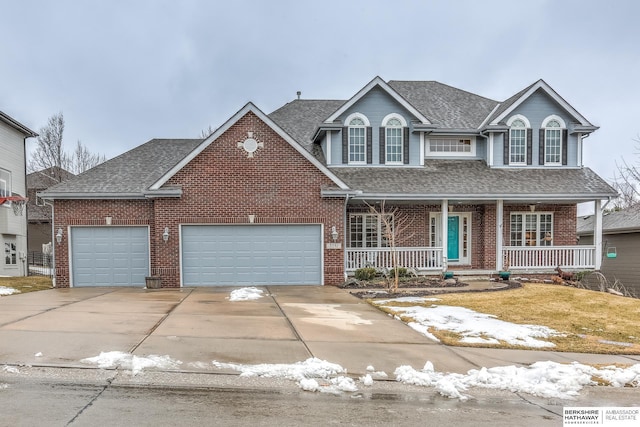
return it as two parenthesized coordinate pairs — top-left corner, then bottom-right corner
(509, 127), (527, 166)
(509, 212), (554, 247)
(380, 113), (407, 127)
(542, 115), (565, 166)
(382, 114), (406, 165)
(506, 114), (531, 128)
(426, 137), (476, 157)
(349, 213), (393, 248)
(345, 113), (369, 165)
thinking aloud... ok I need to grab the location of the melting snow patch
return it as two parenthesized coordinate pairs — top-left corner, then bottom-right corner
(228, 287), (264, 301)
(212, 358), (356, 393)
(360, 374), (374, 386)
(378, 303), (560, 348)
(1, 366), (19, 374)
(0, 384), (8, 390)
(395, 360), (640, 401)
(34, 352), (43, 357)
(0, 286), (19, 296)
(80, 351), (182, 375)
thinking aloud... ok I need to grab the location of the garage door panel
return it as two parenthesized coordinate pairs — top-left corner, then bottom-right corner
(182, 225), (321, 286)
(71, 227), (149, 287)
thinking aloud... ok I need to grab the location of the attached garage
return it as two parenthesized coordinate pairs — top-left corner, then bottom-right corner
(181, 224), (322, 286)
(71, 227), (150, 287)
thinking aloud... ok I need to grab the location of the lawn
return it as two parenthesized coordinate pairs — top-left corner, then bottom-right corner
(371, 283), (640, 355)
(0, 276), (53, 295)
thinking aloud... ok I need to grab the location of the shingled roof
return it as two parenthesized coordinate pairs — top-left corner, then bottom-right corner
(41, 139), (202, 197)
(326, 160), (616, 201)
(578, 206), (640, 235)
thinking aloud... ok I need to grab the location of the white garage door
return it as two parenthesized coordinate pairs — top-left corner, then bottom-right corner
(71, 227), (149, 287)
(181, 224), (322, 286)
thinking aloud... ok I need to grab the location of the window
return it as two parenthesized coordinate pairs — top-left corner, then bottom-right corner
(0, 168), (11, 199)
(510, 213), (553, 246)
(509, 119), (527, 164)
(349, 213), (393, 248)
(348, 117), (366, 163)
(4, 240), (17, 266)
(385, 118), (403, 163)
(427, 138), (474, 157)
(544, 119), (562, 164)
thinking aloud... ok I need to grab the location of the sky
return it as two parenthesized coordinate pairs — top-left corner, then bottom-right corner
(2, 0), (639, 188)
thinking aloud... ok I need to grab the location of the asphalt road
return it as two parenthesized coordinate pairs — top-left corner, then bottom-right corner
(2, 367), (638, 427)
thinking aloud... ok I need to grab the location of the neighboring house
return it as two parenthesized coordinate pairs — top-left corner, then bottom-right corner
(26, 167), (75, 252)
(40, 77), (616, 288)
(577, 207), (640, 295)
(0, 110), (37, 277)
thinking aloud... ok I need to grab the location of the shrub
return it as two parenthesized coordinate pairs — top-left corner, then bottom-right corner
(392, 267), (408, 277)
(355, 267), (377, 281)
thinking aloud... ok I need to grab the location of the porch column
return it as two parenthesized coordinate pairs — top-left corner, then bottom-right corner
(594, 199), (603, 270)
(496, 199), (504, 271)
(441, 199), (448, 271)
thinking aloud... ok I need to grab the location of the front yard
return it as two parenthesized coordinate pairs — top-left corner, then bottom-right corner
(0, 276), (53, 295)
(371, 283), (640, 355)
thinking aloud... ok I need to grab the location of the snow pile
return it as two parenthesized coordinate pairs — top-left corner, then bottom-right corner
(80, 351), (182, 375)
(1, 366), (19, 374)
(375, 302), (560, 348)
(228, 287), (264, 301)
(212, 357), (361, 393)
(0, 286), (19, 296)
(395, 360), (640, 401)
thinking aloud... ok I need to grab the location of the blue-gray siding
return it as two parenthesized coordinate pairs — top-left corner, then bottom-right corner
(71, 227), (149, 287)
(181, 224), (322, 286)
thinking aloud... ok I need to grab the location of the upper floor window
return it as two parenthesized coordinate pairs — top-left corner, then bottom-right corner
(541, 115), (566, 166)
(385, 117), (403, 164)
(428, 138), (473, 153)
(509, 119), (527, 164)
(344, 113), (370, 164)
(0, 168), (11, 204)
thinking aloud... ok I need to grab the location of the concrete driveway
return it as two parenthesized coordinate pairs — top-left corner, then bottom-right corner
(0, 286), (637, 376)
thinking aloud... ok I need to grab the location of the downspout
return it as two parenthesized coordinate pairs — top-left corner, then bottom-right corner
(43, 199), (56, 287)
(343, 193), (350, 280)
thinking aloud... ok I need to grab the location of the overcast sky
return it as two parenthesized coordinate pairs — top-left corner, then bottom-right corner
(2, 0), (639, 188)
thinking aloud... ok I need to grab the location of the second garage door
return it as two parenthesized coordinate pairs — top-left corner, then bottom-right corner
(181, 224), (322, 286)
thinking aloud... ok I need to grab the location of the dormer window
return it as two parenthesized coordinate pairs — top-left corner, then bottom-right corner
(345, 114), (370, 164)
(541, 115), (567, 166)
(380, 114), (408, 165)
(506, 115), (531, 165)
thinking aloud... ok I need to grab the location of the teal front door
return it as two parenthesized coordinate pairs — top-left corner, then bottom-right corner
(447, 216), (459, 261)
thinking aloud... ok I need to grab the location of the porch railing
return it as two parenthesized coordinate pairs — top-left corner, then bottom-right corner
(346, 247), (443, 271)
(503, 246), (595, 270)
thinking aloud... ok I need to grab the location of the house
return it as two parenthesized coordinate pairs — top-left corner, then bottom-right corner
(40, 77), (616, 288)
(577, 207), (640, 295)
(0, 110), (37, 277)
(26, 167), (75, 252)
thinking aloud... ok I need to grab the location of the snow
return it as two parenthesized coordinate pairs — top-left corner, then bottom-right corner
(374, 302), (561, 348)
(0, 286), (19, 296)
(1, 366), (19, 374)
(80, 351), (182, 375)
(228, 287), (264, 301)
(34, 352), (43, 357)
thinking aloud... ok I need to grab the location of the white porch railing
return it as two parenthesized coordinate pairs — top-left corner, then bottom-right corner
(346, 247), (444, 271)
(503, 246), (596, 270)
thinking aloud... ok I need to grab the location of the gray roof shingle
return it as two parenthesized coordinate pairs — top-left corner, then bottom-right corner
(269, 99), (345, 146)
(577, 206), (640, 235)
(42, 138), (202, 195)
(328, 160), (617, 199)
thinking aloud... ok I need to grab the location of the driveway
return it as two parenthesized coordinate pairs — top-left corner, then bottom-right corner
(0, 286), (636, 376)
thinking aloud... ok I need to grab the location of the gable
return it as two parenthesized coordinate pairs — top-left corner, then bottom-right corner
(337, 85), (421, 127)
(507, 89), (574, 129)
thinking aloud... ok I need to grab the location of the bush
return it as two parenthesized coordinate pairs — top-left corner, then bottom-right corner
(392, 267), (408, 277)
(355, 267), (377, 281)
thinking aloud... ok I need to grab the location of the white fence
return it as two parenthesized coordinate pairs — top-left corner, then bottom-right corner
(346, 247), (443, 271)
(503, 246), (596, 270)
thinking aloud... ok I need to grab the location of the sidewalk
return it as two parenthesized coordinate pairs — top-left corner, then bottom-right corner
(0, 286), (638, 376)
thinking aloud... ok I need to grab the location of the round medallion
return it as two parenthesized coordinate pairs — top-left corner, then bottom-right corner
(243, 138), (259, 154)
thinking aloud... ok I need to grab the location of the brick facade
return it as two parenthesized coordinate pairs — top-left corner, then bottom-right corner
(53, 111), (345, 288)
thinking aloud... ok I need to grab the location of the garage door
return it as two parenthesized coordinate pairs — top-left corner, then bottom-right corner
(181, 224), (322, 286)
(71, 227), (149, 287)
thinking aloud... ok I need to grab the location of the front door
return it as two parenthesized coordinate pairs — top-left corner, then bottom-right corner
(430, 213), (470, 265)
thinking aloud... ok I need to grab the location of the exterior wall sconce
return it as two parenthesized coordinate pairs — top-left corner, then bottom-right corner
(56, 228), (63, 244)
(331, 226), (339, 242)
(162, 227), (170, 242)
(529, 204), (536, 213)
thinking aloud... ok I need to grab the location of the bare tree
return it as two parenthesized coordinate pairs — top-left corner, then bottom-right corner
(29, 112), (106, 180)
(367, 201), (415, 292)
(611, 135), (640, 210)
(200, 125), (215, 139)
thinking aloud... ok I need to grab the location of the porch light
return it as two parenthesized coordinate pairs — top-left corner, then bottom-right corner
(55, 228), (63, 244)
(529, 204), (536, 212)
(162, 227), (170, 242)
(331, 226), (339, 242)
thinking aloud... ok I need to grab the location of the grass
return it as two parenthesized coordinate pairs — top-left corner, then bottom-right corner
(372, 283), (640, 355)
(0, 276), (53, 294)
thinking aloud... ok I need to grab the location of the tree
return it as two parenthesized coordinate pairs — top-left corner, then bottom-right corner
(29, 112), (106, 180)
(611, 135), (640, 210)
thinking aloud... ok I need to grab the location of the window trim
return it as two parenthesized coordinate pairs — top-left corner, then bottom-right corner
(426, 137), (476, 157)
(349, 213), (393, 248)
(344, 113), (370, 165)
(541, 115), (566, 166)
(509, 212), (554, 247)
(507, 115), (530, 165)
(382, 114), (406, 165)
(4, 239), (17, 266)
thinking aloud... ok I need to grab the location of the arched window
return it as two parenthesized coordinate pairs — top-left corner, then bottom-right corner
(507, 115), (530, 165)
(385, 117), (403, 163)
(541, 115), (566, 165)
(346, 114), (368, 164)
